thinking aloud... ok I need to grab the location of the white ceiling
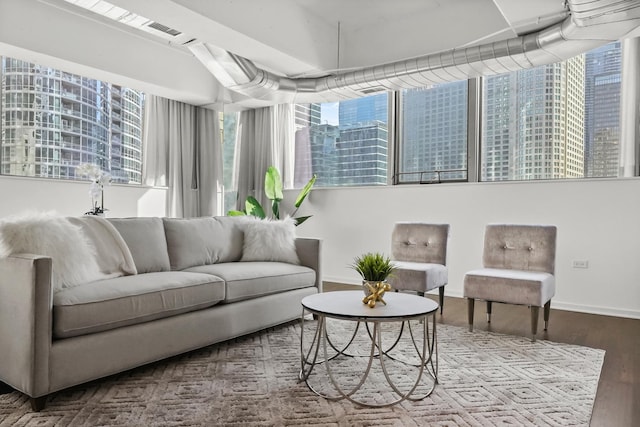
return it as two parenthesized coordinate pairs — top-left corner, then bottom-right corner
(0, 0), (610, 108)
(107, 0), (569, 77)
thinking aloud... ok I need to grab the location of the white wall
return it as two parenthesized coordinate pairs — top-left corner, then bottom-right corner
(3, 172), (638, 319)
(290, 178), (640, 319)
(0, 176), (167, 218)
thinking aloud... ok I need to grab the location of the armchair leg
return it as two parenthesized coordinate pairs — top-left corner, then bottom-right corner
(486, 301), (493, 323)
(467, 298), (475, 332)
(438, 287), (445, 314)
(544, 300), (551, 330)
(530, 306), (540, 342)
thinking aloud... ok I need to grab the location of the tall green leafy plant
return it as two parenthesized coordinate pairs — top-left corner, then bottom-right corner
(228, 166), (317, 225)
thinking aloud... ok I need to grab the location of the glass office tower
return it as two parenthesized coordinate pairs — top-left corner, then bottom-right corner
(400, 81), (468, 182)
(483, 55), (585, 181)
(295, 94), (389, 186)
(584, 42), (621, 178)
(294, 103), (322, 187)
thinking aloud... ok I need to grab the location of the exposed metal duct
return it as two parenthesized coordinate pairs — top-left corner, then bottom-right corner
(189, 0), (640, 106)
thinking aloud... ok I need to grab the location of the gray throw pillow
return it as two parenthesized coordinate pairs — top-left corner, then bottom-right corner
(108, 217), (171, 273)
(163, 216), (244, 270)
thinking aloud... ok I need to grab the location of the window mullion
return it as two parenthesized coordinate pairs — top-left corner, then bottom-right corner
(467, 77), (481, 183)
(620, 37), (640, 177)
(391, 90), (401, 185)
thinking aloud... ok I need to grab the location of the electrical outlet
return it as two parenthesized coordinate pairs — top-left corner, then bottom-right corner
(572, 260), (589, 269)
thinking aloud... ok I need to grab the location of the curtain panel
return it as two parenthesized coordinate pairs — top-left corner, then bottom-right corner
(143, 95), (222, 218)
(234, 104), (295, 213)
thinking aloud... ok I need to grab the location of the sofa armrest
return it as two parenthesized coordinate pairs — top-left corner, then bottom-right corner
(295, 238), (322, 291)
(0, 254), (53, 397)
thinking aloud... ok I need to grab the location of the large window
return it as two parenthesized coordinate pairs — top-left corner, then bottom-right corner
(481, 42), (621, 181)
(294, 93), (389, 187)
(265, 42), (626, 190)
(397, 81), (468, 183)
(0, 57), (144, 184)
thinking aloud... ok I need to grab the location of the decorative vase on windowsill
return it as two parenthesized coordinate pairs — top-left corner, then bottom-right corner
(350, 252), (396, 308)
(77, 163), (111, 217)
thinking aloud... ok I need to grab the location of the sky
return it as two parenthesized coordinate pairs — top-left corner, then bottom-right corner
(321, 102), (339, 125)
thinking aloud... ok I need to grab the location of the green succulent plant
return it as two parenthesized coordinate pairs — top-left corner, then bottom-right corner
(350, 252), (396, 282)
(228, 166), (317, 226)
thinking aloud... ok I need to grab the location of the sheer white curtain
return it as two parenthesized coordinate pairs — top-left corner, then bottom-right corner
(143, 95), (223, 218)
(234, 104), (295, 213)
(274, 104), (295, 189)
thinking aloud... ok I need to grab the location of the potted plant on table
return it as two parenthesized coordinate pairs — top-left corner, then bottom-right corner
(350, 252), (397, 308)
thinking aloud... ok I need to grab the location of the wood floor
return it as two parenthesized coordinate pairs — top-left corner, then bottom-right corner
(323, 282), (640, 427)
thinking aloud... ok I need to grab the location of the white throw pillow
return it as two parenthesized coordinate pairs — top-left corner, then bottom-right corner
(0, 211), (105, 292)
(240, 217), (300, 264)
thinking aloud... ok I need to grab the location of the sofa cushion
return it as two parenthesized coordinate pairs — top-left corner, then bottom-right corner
(185, 262), (316, 303)
(390, 261), (448, 293)
(53, 271), (225, 338)
(464, 268), (555, 306)
(108, 217), (171, 273)
(163, 217), (244, 270)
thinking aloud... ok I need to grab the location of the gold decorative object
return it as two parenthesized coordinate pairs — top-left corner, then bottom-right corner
(362, 281), (391, 308)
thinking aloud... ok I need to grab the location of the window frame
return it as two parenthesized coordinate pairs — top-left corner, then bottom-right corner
(394, 81), (471, 185)
(392, 40), (628, 185)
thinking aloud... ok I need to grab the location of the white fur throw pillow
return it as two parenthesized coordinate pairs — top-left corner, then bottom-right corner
(0, 211), (105, 292)
(240, 217), (300, 264)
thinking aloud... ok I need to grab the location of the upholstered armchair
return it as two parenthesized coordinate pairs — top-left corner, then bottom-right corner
(388, 222), (449, 314)
(463, 224), (557, 342)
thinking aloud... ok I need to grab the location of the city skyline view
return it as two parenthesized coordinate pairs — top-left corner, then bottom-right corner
(0, 42), (623, 189)
(293, 42), (621, 187)
(0, 56), (144, 184)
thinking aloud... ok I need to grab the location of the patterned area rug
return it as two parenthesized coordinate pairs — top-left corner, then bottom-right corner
(0, 320), (604, 426)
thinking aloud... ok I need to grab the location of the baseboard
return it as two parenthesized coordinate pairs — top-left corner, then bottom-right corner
(444, 289), (640, 320)
(548, 301), (640, 320)
(322, 277), (640, 320)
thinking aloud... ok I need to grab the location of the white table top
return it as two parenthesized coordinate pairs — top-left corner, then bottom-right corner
(302, 291), (438, 321)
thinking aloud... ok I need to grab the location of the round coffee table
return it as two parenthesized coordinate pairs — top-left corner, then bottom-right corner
(299, 290), (438, 407)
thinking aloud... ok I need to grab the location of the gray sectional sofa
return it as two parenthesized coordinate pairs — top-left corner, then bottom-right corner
(0, 216), (321, 410)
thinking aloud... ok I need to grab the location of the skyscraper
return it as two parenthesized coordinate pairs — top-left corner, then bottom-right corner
(482, 55), (585, 181)
(400, 81), (468, 182)
(332, 94), (389, 185)
(338, 93), (387, 123)
(584, 42), (621, 178)
(294, 103), (321, 186)
(0, 57), (144, 183)
(335, 121), (388, 185)
(294, 94), (389, 186)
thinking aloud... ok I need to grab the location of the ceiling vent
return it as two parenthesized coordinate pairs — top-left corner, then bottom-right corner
(146, 22), (182, 38)
(139, 21), (194, 45)
(61, 0), (195, 46)
(360, 86), (387, 95)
